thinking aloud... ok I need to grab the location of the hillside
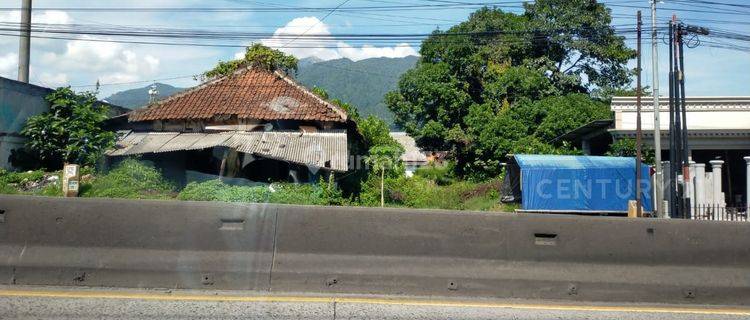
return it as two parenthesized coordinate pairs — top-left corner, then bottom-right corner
(104, 83), (183, 109)
(295, 56), (418, 127)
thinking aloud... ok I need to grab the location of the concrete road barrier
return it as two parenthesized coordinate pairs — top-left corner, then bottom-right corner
(0, 196), (276, 290)
(1, 195), (749, 305)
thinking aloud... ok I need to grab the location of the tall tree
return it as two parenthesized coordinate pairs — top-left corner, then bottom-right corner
(386, 2), (634, 179)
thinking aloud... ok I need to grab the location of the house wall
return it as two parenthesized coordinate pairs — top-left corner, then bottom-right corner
(0, 78), (54, 169)
(616, 109), (750, 131)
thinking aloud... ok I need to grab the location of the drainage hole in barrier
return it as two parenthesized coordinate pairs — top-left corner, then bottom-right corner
(447, 281), (458, 290)
(0, 209), (5, 223)
(219, 219), (245, 230)
(534, 233), (558, 246)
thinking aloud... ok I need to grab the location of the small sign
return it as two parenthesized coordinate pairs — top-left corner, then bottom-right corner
(64, 164), (79, 178)
(62, 163), (80, 197)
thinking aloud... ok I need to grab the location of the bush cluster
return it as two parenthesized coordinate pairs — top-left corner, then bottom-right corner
(178, 176), (348, 206)
(81, 159), (174, 199)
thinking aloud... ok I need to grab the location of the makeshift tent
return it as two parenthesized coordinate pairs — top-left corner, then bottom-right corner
(501, 154), (653, 212)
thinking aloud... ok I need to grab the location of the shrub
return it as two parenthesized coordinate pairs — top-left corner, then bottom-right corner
(177, 176), (348, 205)
(82, 159), (174, 199)
(414, 162), (455, 185)
(177, 179), (224, 201)
(214, 185), (270, 203)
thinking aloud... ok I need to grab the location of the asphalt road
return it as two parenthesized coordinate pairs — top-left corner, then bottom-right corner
(1, 286), (749, 320)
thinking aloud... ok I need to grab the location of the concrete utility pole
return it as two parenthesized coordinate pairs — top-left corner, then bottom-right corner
(650, 0), (664, 218)
(635, 11), (643, 217)
(17, 0), (31, 83)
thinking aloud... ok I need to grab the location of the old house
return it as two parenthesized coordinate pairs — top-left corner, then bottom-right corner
(106, 66), (351, 185)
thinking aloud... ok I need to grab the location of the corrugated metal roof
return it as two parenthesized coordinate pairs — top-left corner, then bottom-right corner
(156, 133), (207, 153)
(190, 132), (234, 150)
(106, 130), (348, 171)
(121, 132), (179, 155)
(390, 132), (428, 164)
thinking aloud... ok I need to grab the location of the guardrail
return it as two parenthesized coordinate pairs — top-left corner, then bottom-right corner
(1, 195), (749, 305)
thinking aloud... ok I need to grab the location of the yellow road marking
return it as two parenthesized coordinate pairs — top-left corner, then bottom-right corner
(0, 289), (749, 316)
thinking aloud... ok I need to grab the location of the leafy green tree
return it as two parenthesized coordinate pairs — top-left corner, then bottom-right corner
(607, 138), (655, 165)
(201, 44), (298, 80)
(386, 4), (633, 178)
(532, 94), (611, 141)
(19, 87), (115, 169)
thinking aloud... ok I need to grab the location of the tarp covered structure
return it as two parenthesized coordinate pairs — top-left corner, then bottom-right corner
(503, 154), (653, 212)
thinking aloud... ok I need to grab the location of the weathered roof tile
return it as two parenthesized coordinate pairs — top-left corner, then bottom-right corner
(128, 67), (347, 123)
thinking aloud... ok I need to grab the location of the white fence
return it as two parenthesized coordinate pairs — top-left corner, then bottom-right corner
(660, 157), (750, 221)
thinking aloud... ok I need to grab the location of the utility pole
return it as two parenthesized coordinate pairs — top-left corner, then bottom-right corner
(650, 0), (664, 218)
(676, 22), (690, 218)
(666, 16), (709, 219)
(17, 0), (31, 83)
(635, 11), (643, 217)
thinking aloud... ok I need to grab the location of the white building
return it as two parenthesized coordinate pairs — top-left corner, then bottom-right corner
(558, 96), (750, 214)
(390, 132), (428, 177)
(610, 96), (750, 215)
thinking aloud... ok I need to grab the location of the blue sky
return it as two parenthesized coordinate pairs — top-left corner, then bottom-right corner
(0, 0), (748, 98)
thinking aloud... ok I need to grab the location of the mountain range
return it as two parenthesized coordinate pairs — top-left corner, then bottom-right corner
(104, 56), (419, 127)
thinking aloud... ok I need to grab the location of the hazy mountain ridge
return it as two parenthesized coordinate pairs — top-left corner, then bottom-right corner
(104, 83), (184, 109)
(295, 56), (418, 127)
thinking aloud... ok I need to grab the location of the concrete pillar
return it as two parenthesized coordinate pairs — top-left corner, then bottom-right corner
(581, 139), (591, 155)
(710, 160), (725, 220)
(745, 156), (750, 214)
(694, 163), (705, 218)
(685, 160), (696, 219)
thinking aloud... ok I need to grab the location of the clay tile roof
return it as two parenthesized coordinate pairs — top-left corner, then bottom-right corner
(128, 67), (347, 123)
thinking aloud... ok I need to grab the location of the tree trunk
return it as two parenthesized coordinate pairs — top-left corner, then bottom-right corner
(380, 167), (385, 207)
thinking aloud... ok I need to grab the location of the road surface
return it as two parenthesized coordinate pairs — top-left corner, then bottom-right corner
(1, 286), (748, 319)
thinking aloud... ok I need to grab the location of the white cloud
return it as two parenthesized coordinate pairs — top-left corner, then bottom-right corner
(259, 17), (419, 62)
(261, 17), (341, 61)
(0, 52), (18, 77)
(0, 10), (72, 25)
(38, 72), (69, 87)
(0, 10), (73, 47)
(40, 37), (160, 83)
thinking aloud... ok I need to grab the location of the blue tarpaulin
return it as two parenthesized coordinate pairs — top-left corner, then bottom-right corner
(515, 154), (653, 212)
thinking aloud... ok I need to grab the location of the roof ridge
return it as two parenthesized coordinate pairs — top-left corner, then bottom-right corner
(273, 70), (348, 121)
(128, 68), (243, 121)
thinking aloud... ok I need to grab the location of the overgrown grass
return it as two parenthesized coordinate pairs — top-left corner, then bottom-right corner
(178, 177), (349, 205)
(376, 175), (515, 212)
(81, 159), (174, 199)
(1, 160), (515, 212)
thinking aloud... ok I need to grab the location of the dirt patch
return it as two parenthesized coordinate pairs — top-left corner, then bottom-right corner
(460, 179), (501, 201)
